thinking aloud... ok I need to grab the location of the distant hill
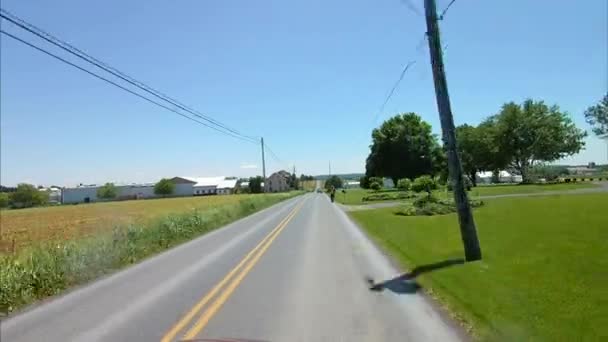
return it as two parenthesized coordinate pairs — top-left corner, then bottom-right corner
(314, 173), (364, 181)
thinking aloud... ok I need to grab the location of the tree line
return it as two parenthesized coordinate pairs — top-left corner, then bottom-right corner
(363, 96), (606, 186)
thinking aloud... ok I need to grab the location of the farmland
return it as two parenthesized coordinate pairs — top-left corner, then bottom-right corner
(1, 193), (290, 253)
(1, 192), (302, 313)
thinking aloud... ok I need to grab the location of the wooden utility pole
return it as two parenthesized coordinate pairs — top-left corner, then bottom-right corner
(261, 137), (266, 192)
(424, 0), (482, 261)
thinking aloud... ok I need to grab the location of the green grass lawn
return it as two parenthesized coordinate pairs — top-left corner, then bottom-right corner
(351, 193), (608, 341)
(339, 182), (597, 205)
(335, 188), (396, 205)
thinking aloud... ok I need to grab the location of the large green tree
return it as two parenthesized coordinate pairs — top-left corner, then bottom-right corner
(97, 182), (117, 199)
(455, 122), (508, 186)
(490, 99), (586, 183)
(366, 113), (441, 185)
(584, 93), (608, 137)
(154, 178), (175, 196)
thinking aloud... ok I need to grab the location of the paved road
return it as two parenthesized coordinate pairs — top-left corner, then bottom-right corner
(340, 182), (608, 211)
(2, 193), (463, 342)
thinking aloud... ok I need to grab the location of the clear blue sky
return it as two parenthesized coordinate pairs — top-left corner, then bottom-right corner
(1, 0), (606, 186)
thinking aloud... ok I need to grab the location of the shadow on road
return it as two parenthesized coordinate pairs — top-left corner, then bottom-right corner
(366, 258), (465, 294)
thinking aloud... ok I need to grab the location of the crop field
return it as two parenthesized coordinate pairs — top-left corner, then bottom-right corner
(1, 194), (272, 253)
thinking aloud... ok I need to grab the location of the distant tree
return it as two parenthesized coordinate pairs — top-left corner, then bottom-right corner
(0, 192), (9, 208)
(9, 183), (48, 208)
(366, 113), (440, 185)
(97, 182), (118, 199)
(0, 185), (17, 193)
(287, 173), (299, 189)
(397, 178), (411, 191)
(584, 93), (608, 137)
(299, 174), (314, 181)
(359, 176), (370, 189)
(154, 178), (175, 196)
(455, 122), (508, 186)
(491, 99), (587, 183)
(248, 176), (263, 194)
(324, 175), (343, 190)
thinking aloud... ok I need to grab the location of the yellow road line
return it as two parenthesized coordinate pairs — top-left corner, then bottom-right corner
(182, 200), (304, 339)
(160, 199), (305, 342)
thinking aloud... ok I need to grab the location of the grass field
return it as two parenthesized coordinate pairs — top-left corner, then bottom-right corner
(351, 193), (608, 341)
(337, 182), (597, 205)
(1, 194), (288, 253)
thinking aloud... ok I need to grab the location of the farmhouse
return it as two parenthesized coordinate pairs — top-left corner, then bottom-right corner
(265, 170), (291, 192)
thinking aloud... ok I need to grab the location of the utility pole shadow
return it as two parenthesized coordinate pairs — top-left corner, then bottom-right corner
(366, 258), (465, 294)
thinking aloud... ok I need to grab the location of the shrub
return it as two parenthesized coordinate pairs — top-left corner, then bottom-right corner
(395, 196), (484, 216)
(0, 193), (9, 208)
(411, 175), (438, 193)
(397, 178), (411, 191)
(369, 177), (384, 187)
(9, 184), (48, 208)
(154, 178), (175, 196)
(97, 183), (117, 199)
(370, 181), (382, 191)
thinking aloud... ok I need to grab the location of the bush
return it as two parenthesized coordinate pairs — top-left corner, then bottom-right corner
(9, 184), (48, 209)
(0, 193), (9, 208)
(397, 178), (411, 191)
(395, 196), (484, 216)
(369, 177), (384, 187)
(154, 178), (175, 196)
(97, 183), (117, 199)
(411, 175), (438, 193)
(370, 181), (382, 191)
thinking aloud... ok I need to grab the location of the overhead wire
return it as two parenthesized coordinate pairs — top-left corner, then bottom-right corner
(0, 8), (259, 143)
(0, 29), (259, 145)
(372, 61), (416, 124)
(439, 0), (457, 20)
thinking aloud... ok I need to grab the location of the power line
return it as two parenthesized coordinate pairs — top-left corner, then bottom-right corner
(372, 61), (416, 123)
(439, 0), (457, 20)
(264, 143), (284, 165)
(0, 29), (258, 145)
(0, 8), (259, 143)
(400, 0), (423, 17)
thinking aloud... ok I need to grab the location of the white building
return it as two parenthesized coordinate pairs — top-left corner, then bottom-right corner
(476, 170), (523, 184)
(61, 183), (166, 204)
(171, 176), (238, 196)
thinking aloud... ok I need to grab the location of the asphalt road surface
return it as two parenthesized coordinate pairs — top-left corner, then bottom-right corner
(2, 193), (463, 342)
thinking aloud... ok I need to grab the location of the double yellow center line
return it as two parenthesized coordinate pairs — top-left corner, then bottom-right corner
(161, 199), (306, 342)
